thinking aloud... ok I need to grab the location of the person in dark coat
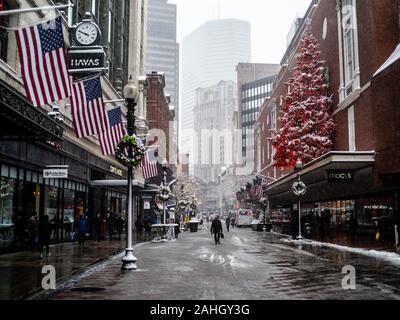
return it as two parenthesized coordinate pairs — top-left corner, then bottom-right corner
(38, 215), (52, 258)
(225, 217), (231, 232)
(174, 220), (180, 239)
(143, 218), (152, 240)
(135, 218), (143, 240)
(349, 213), (358, 242)
(210, 215), (223, 245)
(77, 215), (88, 245)
(116, 215), (124, 240)
(93, 213), (101, 244)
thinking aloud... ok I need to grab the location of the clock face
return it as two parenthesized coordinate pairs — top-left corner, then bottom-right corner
(75, 23), (98, 46)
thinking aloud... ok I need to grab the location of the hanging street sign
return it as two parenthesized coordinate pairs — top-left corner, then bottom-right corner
(67, 12), (106, 75)
(292, 180), (307, 197)
(67, 48), (106, 73)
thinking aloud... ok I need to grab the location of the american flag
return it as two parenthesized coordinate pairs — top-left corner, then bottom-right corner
(99, 107), (126, 155)
(15, 16), (71, 107)
(141, 148), (158, 179)
(71, 76), (108, 139)
(255, 176), (267, 199)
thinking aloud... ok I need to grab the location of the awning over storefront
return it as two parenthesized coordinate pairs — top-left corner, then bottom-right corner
(373, 43), (400, 77)
(90, 180), (145, 189)
(155, 201), (166, 210)
(267, 151), (376, 206)
(0, 79), (63, 141)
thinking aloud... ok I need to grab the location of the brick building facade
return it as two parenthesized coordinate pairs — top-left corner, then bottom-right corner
(254, 0), (400, 247)
(146, 71), (175, 164)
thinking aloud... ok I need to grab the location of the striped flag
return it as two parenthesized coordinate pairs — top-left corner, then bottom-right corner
(15, 16), (71, 107)
(99, 107), (126, 155)
(141, 148), (158, 179)
(255, 176), (267, 199)
(71, 76), (108, 138)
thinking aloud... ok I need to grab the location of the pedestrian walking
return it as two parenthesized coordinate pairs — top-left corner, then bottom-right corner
(144, 218), (152, 240)
(225, 217), (230, 232)
(77, 215), (88, 245)
(349, 213), (358, 243)
(38, 215), (52, 258)
(93, 213), (102, 244)
(100, 214), (106, 240)
(210, 215), (223, 245)
(174, 220), (180, 239)
(15, 215), (26, 248)
(135, 218), (143, 240)
(28, 213), (38, 250)
(116, 215), (124, 240)
(107, 212), (115, 240)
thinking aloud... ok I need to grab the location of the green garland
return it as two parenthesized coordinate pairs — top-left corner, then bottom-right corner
(115, 135), (146, 167)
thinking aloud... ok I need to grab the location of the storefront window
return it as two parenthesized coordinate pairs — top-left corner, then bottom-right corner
(45, 186), (59, 240)
(63, 189), (75, 239)
(0, 177), (16, 245)
(75, 192), (85, 220)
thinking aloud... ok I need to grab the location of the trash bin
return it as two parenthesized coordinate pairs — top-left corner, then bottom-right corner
(189, 222), (198, 232)
(189, 219), (199, 232)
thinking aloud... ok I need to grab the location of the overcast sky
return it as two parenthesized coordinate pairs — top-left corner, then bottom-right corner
(172, 0), (312, 64)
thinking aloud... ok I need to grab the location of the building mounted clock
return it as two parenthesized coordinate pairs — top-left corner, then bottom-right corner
(68, 12), (106, 76)
(71, 12), (101, 47)
(75, 22), (99, 46)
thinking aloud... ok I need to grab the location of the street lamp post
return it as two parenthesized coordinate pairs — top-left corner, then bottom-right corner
(293, 159), (306, 240)
(121, 76), (139, 271)
(162, 160), (168, 225)
(262, 185), (269, 232)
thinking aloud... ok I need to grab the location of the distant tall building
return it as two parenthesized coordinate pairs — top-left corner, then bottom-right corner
(234, 63), (280, 169)
(240, 75), (276, 159)
(193, 81), (237, 182)
(194, 81), (237, 212)
(146, 0), (179, 111)
(181, 19), (251, 173)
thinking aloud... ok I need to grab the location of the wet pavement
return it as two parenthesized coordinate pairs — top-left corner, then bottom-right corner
(0, 239), (126, 300)
(43, 225), (400, 300)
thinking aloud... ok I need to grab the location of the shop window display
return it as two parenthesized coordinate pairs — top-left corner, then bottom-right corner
(45, 186), (59, 240)
(63, 189), (75, 240)
(0, 177), (16, 246)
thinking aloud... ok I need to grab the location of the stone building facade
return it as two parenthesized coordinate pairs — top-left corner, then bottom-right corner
(0, 0), (148, 253)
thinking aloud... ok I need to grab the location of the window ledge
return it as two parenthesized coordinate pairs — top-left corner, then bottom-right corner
(334, 80), (370, 115)
(0, 60), (22, 84)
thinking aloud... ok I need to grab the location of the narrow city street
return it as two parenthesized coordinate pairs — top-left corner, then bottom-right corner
(43, 225), (400, 300)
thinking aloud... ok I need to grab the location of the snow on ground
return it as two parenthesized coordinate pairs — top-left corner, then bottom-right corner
(283, 238), (400, 267)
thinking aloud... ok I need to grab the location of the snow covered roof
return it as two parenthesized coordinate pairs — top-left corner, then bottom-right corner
(373, 43), (400, 77)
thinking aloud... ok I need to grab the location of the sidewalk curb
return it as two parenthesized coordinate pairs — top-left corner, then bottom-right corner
(27, 241), (148, 300)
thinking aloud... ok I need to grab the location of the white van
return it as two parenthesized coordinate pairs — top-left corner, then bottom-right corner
(234, 210), (253, 227)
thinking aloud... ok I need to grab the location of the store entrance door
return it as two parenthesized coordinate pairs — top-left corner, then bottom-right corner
(24, 182), (42, 219)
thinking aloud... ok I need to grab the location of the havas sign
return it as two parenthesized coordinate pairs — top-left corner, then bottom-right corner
(327, 170), (354, 183)
(67, 48), (106, 73)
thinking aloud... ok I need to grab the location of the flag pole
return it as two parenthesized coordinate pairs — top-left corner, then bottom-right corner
(0, 4), (74, 17)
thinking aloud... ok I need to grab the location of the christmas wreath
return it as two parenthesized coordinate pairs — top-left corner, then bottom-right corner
(158, 185), (172, 201)
(115, 135), (146, 167)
